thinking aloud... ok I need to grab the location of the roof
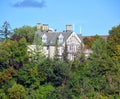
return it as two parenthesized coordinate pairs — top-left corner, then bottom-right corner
(77, 34), (83, 41)
(34, 30), (72, 46)
(34, 30), (108, 46)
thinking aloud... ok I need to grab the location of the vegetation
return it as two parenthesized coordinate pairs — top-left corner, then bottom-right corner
(2, 21), (12, 39)
(54, 39), (59, 61)
(0, 23), (120, 99)
(83, 35), (100, 49)
(12, 25), (35, 44)
(63, 42), (68, 62)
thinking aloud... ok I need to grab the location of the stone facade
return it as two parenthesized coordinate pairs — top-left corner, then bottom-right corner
(28, 23), (92, 60)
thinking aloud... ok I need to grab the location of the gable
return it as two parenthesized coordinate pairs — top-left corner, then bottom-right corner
(42, 34), (47, 38)
(66, 32), (82, 45)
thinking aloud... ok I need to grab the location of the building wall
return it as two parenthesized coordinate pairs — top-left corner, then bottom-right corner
(66, 33), (82, 60)
(49, 46), (55, 58)
(28, 32), (84, 60)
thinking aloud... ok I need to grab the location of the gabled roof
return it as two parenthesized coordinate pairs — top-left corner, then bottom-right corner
(77, 34), (83, 41)
(34, 30), (72, 46)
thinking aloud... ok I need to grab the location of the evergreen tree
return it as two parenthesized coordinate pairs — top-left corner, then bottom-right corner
(54, 39), (59, 61)
(63, 42), (68, 62)
(29, 33), (44, 62)
(76, 42), (85, 62)
(2, 21), (11, 39)
(107, 25), (120, 96)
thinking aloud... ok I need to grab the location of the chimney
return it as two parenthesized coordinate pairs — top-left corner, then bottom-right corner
(42, 24), (49, 31)
(37, 23), (41, 30)
(66, 24), (72, 32)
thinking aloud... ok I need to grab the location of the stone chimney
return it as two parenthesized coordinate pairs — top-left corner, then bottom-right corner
(66, 25), (72, 32)
(36, 23), (41, 30)
(42, 24), (49, 31)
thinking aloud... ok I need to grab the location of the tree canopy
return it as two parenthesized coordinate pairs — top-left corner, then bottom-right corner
(2, 21), (11, 39)
(0, 24), (120, 98)
(12, 26), (35, 44)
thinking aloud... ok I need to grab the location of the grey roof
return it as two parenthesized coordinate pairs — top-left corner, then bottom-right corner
(34, 30), (72, 46)
(77, 34), (83, 41)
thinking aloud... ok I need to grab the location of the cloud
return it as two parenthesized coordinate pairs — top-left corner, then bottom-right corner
(13, 0), (46, 8)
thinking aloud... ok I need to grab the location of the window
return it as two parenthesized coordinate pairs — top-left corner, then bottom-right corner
(58, 34), (64, 44)
(42, 34), (47, 43)
(59, 38), (63, 43)
(42, 37), (47, 43)
(69, 44), (77, 52)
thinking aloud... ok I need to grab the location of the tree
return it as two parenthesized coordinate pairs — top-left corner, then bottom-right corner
(8, 83), (26, 99)
(46, 60), (69, 87)
(83, 37), (120, 97)
(0, 38), (28, 69)
(76, 42), (85, 62)
(83, 35), (100, 49)
(107, 25), (120, 95)
(54, 39), (59, 61)
(0, 67), (17, 85)
(13, 26), (35, 44)
(107, 25), (120, 61)
(63, 42), (68, 62)
(2, 21), (11, 39)
(29, 33), (44, 62)
(66, 37), (120, 98)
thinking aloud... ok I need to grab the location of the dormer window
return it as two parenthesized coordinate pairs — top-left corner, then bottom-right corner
(58, 34), (64, 44)
(42, 34), (47, 43)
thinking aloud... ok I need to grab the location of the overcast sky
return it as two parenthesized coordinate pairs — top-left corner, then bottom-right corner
(0, 0), (120, 35)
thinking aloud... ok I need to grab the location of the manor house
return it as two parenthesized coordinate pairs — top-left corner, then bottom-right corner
(28, 23), (91, 60)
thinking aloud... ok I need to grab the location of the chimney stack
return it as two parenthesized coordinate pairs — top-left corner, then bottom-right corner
(42, 24), (49, 31)
(66, 25), (72, 32)
(37, 23), (41, 30)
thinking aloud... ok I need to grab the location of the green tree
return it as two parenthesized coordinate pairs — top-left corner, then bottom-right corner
(87, 38), (110, 92)
(107, 25), (120, 96)
(0, 38), (28, 69)
(13, 26), (35, 44)
(0, 49), (10, 70)
(107, 24), (120, 61)
(54, 39), (59, 61)
(8, 83), (26, 99)
(76, 42), (85, 63)
(29, 33), (44, 63)
(66, 37), (120, 98)
(2, 21), (11, 39)
(47, 60), (69, 87)
(83, 35), (100, 49)
(0, 89), (8, 99)
(63, 42), (68, 62)
(85, 37), (120, 97)
(27, 84), (54, 99)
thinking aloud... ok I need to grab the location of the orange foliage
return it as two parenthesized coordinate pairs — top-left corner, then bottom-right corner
(0, 67), (17, 84)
